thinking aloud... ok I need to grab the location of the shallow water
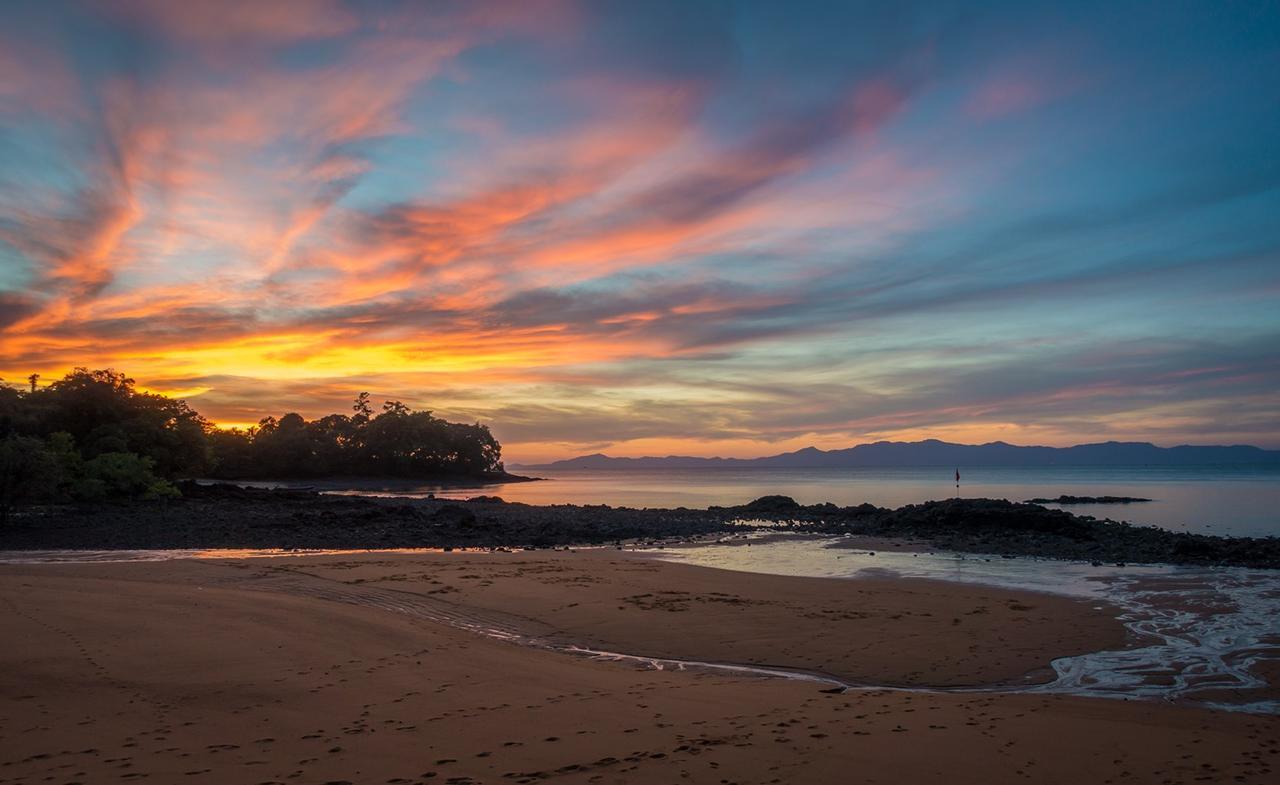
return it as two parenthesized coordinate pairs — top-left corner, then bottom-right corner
(266, 464), (1280, 538)
(0, 548), (443, 564)
(650, 537), (1280, 713)
(3, 540), (1276, 713)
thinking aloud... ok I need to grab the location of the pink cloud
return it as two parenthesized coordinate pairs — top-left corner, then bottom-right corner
(102, 0), (360, 45)
(967, 75), (1046, 118)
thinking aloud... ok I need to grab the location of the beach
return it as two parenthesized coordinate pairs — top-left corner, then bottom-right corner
(2, 550), (1275, 784)
(5, 1), (1278, 782)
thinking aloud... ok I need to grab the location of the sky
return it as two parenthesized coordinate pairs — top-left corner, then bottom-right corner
(1, 0), (1278, 463)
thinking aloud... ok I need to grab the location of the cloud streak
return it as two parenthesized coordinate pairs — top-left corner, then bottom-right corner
(1, 1), (1278, 460)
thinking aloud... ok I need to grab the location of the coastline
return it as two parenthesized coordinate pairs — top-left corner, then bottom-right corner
(195, 471), (543, 492)
(251, 549), (1128, 689)
(3, 485), (1277, 568)
(2, 550), (1276, 784)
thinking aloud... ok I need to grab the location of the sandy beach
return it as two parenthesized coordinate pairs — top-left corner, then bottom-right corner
(0, 550), (1275, 785)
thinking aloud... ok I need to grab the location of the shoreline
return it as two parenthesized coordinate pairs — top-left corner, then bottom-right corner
(8, 541), (1276, 709)
(0, 550), (1135, 692)
(2, 550), (1276, 785)
(2, 484), (1277, 569)
(199, 471), (543, 490)
(235, 550), (1134, 690)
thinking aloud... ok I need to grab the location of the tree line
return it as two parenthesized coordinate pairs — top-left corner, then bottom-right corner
(0, 368), (505, 513)
(209, 391), (502, 480)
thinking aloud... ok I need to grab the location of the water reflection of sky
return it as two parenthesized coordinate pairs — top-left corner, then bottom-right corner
(650, 537), (1280, 713)
(2, 540), (1275, 712)
(256, 465), (1280, 537)
(649, 535), (1163, 598)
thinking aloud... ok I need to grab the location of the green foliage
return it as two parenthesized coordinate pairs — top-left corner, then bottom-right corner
(44, 432), (84, 489)
(7, 368), (212, 477)
(0, 370), (504, 513)
(0, 368), (207, 510)
(0, 435), (64, 512)
(77, 452), (177, 501)
(0, 430), (177, 516)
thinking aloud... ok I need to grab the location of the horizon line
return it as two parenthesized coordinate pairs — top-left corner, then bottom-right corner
(512, 438), (1279, 466)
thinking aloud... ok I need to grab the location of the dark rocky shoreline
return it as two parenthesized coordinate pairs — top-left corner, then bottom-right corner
(0, 483), (1276, 569)
(778, 496), (1279, 569)
(1024, 495), (1153, 505)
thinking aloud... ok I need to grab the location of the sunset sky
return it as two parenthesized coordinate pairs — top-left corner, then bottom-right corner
(1, 1), (1278, 462)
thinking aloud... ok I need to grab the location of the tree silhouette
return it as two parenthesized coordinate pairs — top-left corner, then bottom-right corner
(352, 392), (373, 422)
(0, 368), (506, 511)
(0, 369), (197, 511)
(208, 399), (502, 479)
(381, 400), (410, 416)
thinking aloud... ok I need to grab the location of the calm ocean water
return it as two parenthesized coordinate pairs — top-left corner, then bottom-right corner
(311, 464), (1280, 538)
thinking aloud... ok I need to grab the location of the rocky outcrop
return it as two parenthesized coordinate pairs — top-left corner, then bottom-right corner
(1, 486), (1275, 569)
(1026, 495), (1152, 504)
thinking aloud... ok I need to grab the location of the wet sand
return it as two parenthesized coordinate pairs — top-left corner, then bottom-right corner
(253, 550), (1124, 688)
(1, 551), (1275, 784)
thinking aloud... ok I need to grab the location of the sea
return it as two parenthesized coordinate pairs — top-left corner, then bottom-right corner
(6, 463), (1279, 711)
(306, 464), (1280, 539)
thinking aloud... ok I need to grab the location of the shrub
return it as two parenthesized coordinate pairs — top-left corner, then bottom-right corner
(77, 452), (177, 501)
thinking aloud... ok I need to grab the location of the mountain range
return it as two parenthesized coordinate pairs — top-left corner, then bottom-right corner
(516, 440), (1280, 470)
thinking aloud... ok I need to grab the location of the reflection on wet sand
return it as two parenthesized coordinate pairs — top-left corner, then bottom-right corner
(654, 538), (1280, 713)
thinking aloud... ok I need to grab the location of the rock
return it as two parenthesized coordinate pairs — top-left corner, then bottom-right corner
(431, 504), (477, 527)
(1026, 495), (1153, 505)
(5, 490), (1277, 569)
(741, 495), (801, 512)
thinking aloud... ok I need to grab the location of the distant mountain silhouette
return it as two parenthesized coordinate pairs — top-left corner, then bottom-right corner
(519, 439), (1280, 469)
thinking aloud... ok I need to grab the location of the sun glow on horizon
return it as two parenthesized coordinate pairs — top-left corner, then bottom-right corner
(1, 1), (1277, 459)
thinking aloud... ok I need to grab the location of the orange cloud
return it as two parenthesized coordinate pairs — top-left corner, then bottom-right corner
(9, 3), (1265, 462)
(104, 0), (360, 45)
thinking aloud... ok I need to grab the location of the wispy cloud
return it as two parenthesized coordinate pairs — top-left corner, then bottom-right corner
(1, 1), (1278, 459)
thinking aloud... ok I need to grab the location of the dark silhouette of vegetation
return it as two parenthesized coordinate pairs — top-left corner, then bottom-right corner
(207, 400), (503, 480)
(0, 368), (506, 517)
(0, 369), (194, 518)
